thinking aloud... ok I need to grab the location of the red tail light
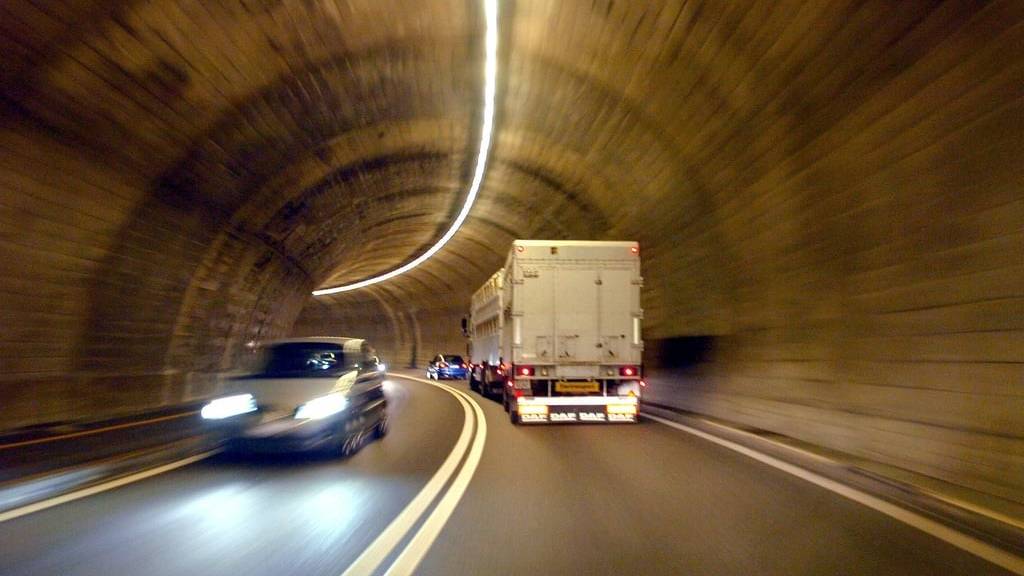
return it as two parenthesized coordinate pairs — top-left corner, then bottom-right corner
(517, 366), (535, 377)
(619, 366), (638, 377)
(639, 380), (647, 387)
(461, 363), (467, 369)
(630, 246), (639, 254)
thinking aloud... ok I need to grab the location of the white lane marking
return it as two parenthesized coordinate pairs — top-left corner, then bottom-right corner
(644, 413), (1024, 575)
(384, 383), (488, 576)
(0, 451), (219, 524)
(341, 375), (485, 576)
(693, 414), (1024, 532)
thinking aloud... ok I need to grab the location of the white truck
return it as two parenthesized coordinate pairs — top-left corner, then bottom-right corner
(467, 240), (644, 424)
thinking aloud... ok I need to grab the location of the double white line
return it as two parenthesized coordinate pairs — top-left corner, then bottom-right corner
(341, 374), (487, 576)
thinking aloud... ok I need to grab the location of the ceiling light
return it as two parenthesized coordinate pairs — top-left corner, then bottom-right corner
(313, 0), (499, 296)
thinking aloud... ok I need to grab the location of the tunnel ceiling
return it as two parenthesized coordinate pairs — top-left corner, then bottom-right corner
(3, 0), (1022, 498)
(3, 0), (1021, 320)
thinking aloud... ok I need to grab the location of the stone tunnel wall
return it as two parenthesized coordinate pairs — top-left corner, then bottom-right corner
(292, 2), (1024, 506)
(0, 116), (311, 428)
(0, 0), (1020, 511)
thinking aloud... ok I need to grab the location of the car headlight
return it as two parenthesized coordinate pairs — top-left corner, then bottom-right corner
(295, 393), (348, 420)
(201, 394), (257, 420)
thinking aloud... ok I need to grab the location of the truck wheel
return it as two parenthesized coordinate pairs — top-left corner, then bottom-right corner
(502, 393), (509, 412)
(509, 406), (520, 425)
(469, 373), (479, 392)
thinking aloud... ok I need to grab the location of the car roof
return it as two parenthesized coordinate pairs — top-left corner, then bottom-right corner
(263, 337), (366, 354)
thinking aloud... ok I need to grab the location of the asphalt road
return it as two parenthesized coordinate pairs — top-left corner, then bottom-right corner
(0, 372), (1014, 576)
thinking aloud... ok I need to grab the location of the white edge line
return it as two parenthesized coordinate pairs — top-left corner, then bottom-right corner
(384, 384), (487, 576)
(643, 413), (1024, 575)
(341, 375), (477, 576)
(0, 450), (219, 524)
(692, 414), (1024, 532)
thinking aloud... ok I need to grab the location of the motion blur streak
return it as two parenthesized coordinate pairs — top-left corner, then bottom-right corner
(312, 0), (499, 296)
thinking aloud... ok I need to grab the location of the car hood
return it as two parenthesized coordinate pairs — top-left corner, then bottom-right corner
(228, 370), (358, 409)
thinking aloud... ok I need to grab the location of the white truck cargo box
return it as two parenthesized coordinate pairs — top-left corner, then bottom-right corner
(468, 240), (644, 424)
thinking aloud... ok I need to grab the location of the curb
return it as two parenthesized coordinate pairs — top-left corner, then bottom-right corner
(0, 435), (220, 518)
(0, 403), (207, 446)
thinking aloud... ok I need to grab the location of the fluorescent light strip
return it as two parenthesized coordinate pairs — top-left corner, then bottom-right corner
(313, 0), (499, 296)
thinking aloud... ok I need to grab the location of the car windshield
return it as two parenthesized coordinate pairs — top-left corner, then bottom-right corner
(250, 343), (347, 377)
(444, 355), (465, 365)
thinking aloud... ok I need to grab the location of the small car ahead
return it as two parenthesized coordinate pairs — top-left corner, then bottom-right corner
(201, 337), (388, 455)
(426, 354), (468, 380)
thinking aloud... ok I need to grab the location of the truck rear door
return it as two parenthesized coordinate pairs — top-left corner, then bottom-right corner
(597, 267), (634, 363)
(554, 268), (600, 364)
(516, 264), (554, 363)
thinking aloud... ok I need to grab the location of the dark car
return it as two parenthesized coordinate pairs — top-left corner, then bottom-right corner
(202, 337), (388, 456)
(426, 353), (469, 380)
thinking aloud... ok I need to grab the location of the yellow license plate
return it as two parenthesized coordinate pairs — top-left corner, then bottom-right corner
(555, 381), (600, 394)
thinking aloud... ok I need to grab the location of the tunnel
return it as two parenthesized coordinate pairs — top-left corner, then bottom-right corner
(0, 1), (1022, 574)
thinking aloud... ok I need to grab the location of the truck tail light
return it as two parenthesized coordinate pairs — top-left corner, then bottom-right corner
(630, 246), (639, 255)
(619, 366), (638, 377)
(517, 366), (535, 377)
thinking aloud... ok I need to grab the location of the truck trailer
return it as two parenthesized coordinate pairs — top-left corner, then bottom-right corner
(467, 240), (644, 424)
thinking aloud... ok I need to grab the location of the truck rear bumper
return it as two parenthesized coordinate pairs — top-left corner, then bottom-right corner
(515, 396), (638, 424)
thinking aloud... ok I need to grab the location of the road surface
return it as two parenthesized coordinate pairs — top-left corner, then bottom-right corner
(0, 372), (1013, 575)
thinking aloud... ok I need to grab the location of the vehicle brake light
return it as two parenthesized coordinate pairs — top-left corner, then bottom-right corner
(516, 245), (525, 253)
(518, 366), (534, 377)
(639, 380), (647, 387)
(631, 246), (639, 254)
(461, 363), (467, 369)
(619, 366), (637, 377)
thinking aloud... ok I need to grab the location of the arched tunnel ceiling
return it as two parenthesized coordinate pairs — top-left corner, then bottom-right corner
(2, 0), (754, 309)
(3, 0), (1020, 321)
(2, 0), (1023, 500)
